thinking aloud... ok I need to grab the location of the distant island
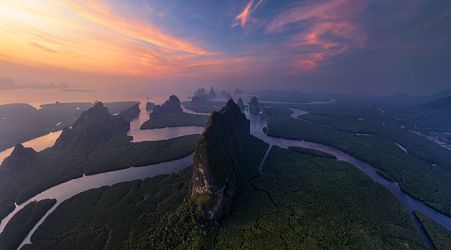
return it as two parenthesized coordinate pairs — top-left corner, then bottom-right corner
(248, 96), (266, 116)
(140, 95), (209, 129)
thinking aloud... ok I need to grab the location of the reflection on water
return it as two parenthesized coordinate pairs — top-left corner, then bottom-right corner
(0, 131), (62, 164)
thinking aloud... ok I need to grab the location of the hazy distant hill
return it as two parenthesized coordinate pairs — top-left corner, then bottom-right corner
(401, 97), (451, 132)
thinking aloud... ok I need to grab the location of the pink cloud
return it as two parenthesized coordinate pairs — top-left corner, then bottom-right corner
(233, 0), (264, 28)
(267, 0), (368, 71)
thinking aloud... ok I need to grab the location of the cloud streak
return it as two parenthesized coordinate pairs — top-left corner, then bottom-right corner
(233, 0), (264, 28)
(0, 0), (242, 76)
(267, 0), (367, 71)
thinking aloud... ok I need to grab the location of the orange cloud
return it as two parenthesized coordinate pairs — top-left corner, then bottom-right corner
(233, 0), (263, 28)
(0, 0), (238, 77)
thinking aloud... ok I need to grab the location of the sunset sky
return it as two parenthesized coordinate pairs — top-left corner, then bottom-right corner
(0, 0), (450, 94)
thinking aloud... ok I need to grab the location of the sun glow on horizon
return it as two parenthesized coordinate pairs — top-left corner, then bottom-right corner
(0, 0), (240, 77)
(0, 0), (449, 92)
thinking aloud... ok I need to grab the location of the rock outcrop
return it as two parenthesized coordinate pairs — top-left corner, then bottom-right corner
(152, 95), (183, 116)
(1, 144), (38, 171)
(191, 95), (207, 105)
(208, 87), (216, 99)
(248, 96), (260, 115)
(191, 87), (218, 105)
(248, 96), (266, 116)
(119, 103), (140, 122)
(191, 99), (250, 219)
(54, 102), (129, 152)
(145, 102), (155, 112)
(237, 98), (245, 111)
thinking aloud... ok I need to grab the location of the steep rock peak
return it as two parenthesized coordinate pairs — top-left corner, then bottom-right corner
(119, 103), (140, 122)
(237, 98), (245, 111)
(248, 96), (266, 116)
(145, 102), (155, 112)
(152, 95), (183, 116)
(54, 101), (129, 151)
(1, 144), (38, 172)
(191, 99), (250, 219)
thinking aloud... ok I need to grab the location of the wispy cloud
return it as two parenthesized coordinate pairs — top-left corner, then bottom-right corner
(267, 0), (367, 71)
(0, 0), (242, 76)
(29, 41), (57, 53)
(233, 0), (264, 28)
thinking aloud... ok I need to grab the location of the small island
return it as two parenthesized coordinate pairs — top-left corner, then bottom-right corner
(145, 101), (155, 112)
(140, 95), (209, 129)
(237, 97), (245, 111)
(248, 96), (267, 116)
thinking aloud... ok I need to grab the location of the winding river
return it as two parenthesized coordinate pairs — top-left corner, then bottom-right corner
(0, 102), (450, 249)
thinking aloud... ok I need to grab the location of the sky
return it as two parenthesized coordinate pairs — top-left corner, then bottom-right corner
(0, 0), (450, 95)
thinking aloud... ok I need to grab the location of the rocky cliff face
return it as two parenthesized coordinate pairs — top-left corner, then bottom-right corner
(145, 102), (155, 112)
(119, 103), (140, 122)
(54, 102), (129, 152)
(237, 98), (245, 111)
(191, 99), (250, 219)
(248, 96), (261, 115)
(248, 96), (266, 116)
(152, 95), (183, 116)
(1, 144), (38, 172)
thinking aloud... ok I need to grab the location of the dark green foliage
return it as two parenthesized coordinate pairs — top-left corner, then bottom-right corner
(0, 134), (200, 223)
(213, 147), (424, 249)
(415, 211), (451, 250)
(85, 135), (200, 175)
(23, 144), (425, 249)
(23, 135), (268, 250)
(266, 105), (451, 216)
(23, 170), (192, 250)
(0, 199), (56, 250)
(140, 113), (209, 129)
(288, 146), (336, 159)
